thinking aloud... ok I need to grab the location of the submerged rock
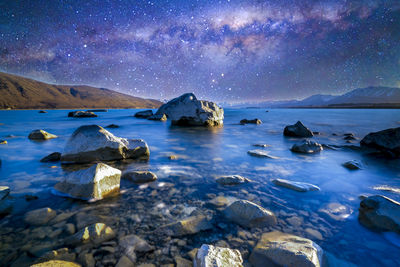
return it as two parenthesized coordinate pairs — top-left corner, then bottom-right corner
(28, 130), (57, 140)
(0, 186), (12, 215)
(360, 127), (400, 157)
(359, 195), (400, 233)
(147, 114), (167, 121)
(31, 260), (81, 267)
(216, 175), (250, 186)
(342, 160), (363, 170)
(134, 110), (154, 118)
(272, 179), (320, 192)
(24, 207), (57, 226)
(54, 163), (121, 201)
(119, 235), (154, 262)
(68, 111), (97, 118)
(161, 215), (213, 236)
(249, 231), (323, 267)
(319, 202), (352, 221)
(155, 93), (224, 126)
(40, 152), (61, 162)
(247, 150), (279, 159)
(60, 125), (149, 163)
(66, 223), (115, 246)
(291, 140), (323, 154)
(283, 121), (313, 138)
(122, 171), (157, 183)
(240, 119), (262, 125)
(224, 200), (277, 228)
(194, 244), (243, 267)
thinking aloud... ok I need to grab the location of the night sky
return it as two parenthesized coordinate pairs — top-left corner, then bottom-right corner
(1, 0), (399, 102)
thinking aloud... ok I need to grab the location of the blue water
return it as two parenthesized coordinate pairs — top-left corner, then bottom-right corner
(0, 109), (400, 266)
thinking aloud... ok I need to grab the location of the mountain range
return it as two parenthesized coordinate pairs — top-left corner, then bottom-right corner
(0, 72), (162, 109)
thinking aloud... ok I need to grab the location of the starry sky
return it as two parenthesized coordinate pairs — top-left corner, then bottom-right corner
(1, 0), (399, 102)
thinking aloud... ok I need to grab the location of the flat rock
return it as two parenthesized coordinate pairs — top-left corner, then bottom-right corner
(360, 127), (400, 157)
(272, 179), (320, 192)
(247, 150), (279, 159)
(194, 244), (243, 267)
(359, 195), (400, 233)
(250, 231), (323, 267)
(291, 140), (323, 154)
(60, 125), (149, 163)
(224, 200), (277, 228)
(319, 202), (352, 221)
(134, 110), (154, 118)
(0, 186), (10, 200)
(216, 175), (250, 185)
(40, 152), (61, 162)
(24, 207), (57, 226)
(68, 111), (97, 118)
(161, 215), (213, 236)
(342, 160), (362, 170)
(147, 113), (167, 121)
(284, 121), (313, 138)
(54, 163), (121, 201)
(119, 234), (154, 262)
(240, 119), (262, 125)
(66, 223), (115, 246)
(28, 130), (57, 140)
(30, 260), (81, 267)
(122, 171), (157, 183)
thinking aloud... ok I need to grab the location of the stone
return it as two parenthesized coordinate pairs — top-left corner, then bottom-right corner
(342, 160), (362, 170)
(148, 114), (167, 121)
(155, 93), (224, 126)
(194, 244), (243, 267)
(305, 228), (323, 241)
(28, 130), (57, 140)
(116, 255), (134, 267)
(119, 235), (154, 257)
(216, 175), (250, 186)
(175, 256), (192, 267)
(68, 111), (97, 118)
(39, 110), (47, 113)
(272, 179), (320, 192)
(319, 203), (352, 221)
(39, 248), (76, 262)
(30, 260), (81, 267)
(24, 207), (57, 226)
(0, 186), (10, 200)
(78, 252), (95, 267)
(224, 200), (277, 228)
(40, 152), (61, 162)
(105, 124), (119, 128)
(252, 144), (270, 148)
(161, 215), (213, 236)
(360, 127), (400, 157)
(0, 140), (7, 144)
(247, 150), (279, 159)
(53, 163), (121, 201)
(240, 119), (262, 125)
(250, 231), (323, 267)
(60, 125), (149, 163)
(122, 171), (157, 183)
(284, 121), (313, 138)
(291, 140), (323, 154)
(66, 223), (115, 246)
(359, 195), (400, 233)
(134, 110), (154, 118)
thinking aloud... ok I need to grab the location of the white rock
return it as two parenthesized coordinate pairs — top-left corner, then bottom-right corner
(272, 179), (320, 192)
(247, 150), (279, 159)
(194, 244), (243, 267)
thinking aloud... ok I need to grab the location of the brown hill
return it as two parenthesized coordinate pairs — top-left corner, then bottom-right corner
(0, 72), (162, 109)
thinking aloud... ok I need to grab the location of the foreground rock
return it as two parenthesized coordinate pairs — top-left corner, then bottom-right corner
(147, 114), (167, 121)
(31, 260), (81, 267)
(291, 140), (323, 154)
(0, 186), (10, 200)
(54, 163), (121, 201)
(240, 119), (262, 125)
(134, 110), (153, 118)
(272, 179), (320, 192)
(360, 127), (400, 157)
(155, 93), (224, 126)
(359, 195), (400, 233)
(342, 160), (363, 170)
(248, 150), (279, 159)
(250, 231), (323, 267)
(28, 130), (57, 140)
(0, 186), (12, 215)
(284, 121), (313, 138)
(216, 175), (250, 185)
(24, 207), (57, 225)
(122, 171), (157, 183)
(224, 200), (277, 228)
(66, 223), (115, 246)
(40, 152), (61, 162)
(60, 125), (149, 163)
(68, 111), (97, 118)
(161, 215), (213, 236)
(119, 235), (154, 262)
(194, 244), (243, 267)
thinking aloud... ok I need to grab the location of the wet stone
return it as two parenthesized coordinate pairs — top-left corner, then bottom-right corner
(24, 207), (57, 226)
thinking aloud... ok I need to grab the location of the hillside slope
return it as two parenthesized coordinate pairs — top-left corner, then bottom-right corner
(0, 72), (162, 109)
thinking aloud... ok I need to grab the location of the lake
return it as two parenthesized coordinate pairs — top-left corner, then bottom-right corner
(0, 108), (400, 266)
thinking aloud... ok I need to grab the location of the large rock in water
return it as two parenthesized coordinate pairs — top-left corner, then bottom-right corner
(155, 93), (224, 126)
(272, 179), (320, 192)
(360, 127), (400, 157)
(68, 111), (97, 118)
(284, 121), (313, 137)
(28, 130), (58, 140)
(291, 140), (323, 154)
(60, 125), (149, 163)
(194, 244), (243, 267)
(359, 195), (400, 233)
(24, 207), (57, 226)
(161, 215), (213, 237)
(134, 110), (153, 118)
(249, 231), (323, 267)
(224, 200), (277, 228)
(54, 163), (121, 201)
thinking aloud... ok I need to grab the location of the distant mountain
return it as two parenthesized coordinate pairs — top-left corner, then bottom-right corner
(0, 72), (162, 109)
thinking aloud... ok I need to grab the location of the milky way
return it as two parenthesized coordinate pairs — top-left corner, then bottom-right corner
(0, 0), (399, 102)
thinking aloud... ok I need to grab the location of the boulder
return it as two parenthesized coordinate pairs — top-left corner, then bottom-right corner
(342, 160), (362, 170)
(224, 200), (277, 228)
(360, 127), (400, 157)
(122, 171), (157, 183)
(359, 195), (400, 233)
(155, 93), (224, 126)
(249, 231), (323, 267)
(54, 163), (121, 201)
(24, 207), (57, 226)
(194, 244), (243, 267)
(134, 110), (154, 118)
(28, 130), (57, 140)
(161, 215), (213, 236)
(30, 260), (81, 267)
(248, 150), (279, 159)
(284, 121), (313, 138)
(291, 140), (323, 154)
(148, 114), (167, 121)
(272, 179), (320, 192)
(216, 175), (250, 186)
(68, 111), (97, 118)
(66, 223), (115, 246)
(240, 119), (262, 125)
(60, 125), (149, 163)
(40, 152), (61, 162)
